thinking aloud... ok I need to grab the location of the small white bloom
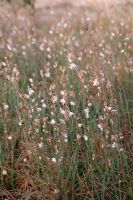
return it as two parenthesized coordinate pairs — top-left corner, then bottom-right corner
(3, 103), (9, 111)
(60, 108), (65, 115)
(1, 62), (6, 67)
(45, 71), (51, 78)
(28, 87), (34, 96)
(8, 136), (12, 140)
(78, 123), (82, 128)
(52, 157), (57, 163)
(18, 121), (23, 126)
(93, 79), (99, 86)
(70, 101), (76, 106)
(39, 156), (42, 160)
(2, 169), (7, 175)
(84, 108), (90, 119)
(60, 98), (66, 105)
(29, 78), (33, 83)
(50, 119), (56, 125)
(121, 49), (125, 53)
(69, 63), (77, 70)
(97, 124), (103, 131)
(54, 188), (60, 194)
(42, 103), (47, 108)
(83, 135), (88, 141)
(38, 142), (43, 149)
(111, 142), (118, 148)
(24, 158), (27, 162)
(69, 111), (74, 117)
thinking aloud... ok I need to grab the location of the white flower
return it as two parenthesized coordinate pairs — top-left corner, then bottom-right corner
(84, 108), (90, 119)
(2, 169), (7, 175)
(69, 101), (76, 106)
(60, 98), (66, 105)
(18, 121), (23, 126)
(24, 158), (27, 162)
(3, 103), (9, 111)
(63, 133), (68, 142)
(54, 188), (60, 194)
(93, 79), (99, 86)
(8, 136), (12, 140)
(69, 111), (74, 117)
(39, 156), (42, 160)
(38, 142), (43, 149)
(45, 71), (51, 78)
(69, 63), (77, 70)
(1, 62), (6, 67)
(37, 107), (41, 112)
(29, 78), (33, 83)
(121, 49), (125, 53)
(28, 87), (34, 96)
(83, 135), (88, 141)
(50, 119), (56, 125)
(52, 157), (57, 163)
(111, 142), (118, 148)
(60, 108), (65, 115)
(42, 103), (47, 108)
(78, 123), (82, 128)
(97, 124), (103, 131)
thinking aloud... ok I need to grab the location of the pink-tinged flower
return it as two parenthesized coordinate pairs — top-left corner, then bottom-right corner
(93, 79), (99, 86)
(69, 63), (77, 70)
(97, 124), (103, 131)
(60, 98), (66, 105)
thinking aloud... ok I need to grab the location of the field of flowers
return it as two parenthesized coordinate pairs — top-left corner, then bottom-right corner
(0, 2), (133, 199)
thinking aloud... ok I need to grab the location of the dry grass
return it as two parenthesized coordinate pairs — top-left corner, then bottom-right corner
(0, 2), (133, 200)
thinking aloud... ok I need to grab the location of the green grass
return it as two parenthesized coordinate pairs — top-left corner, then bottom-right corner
(0, 2), (133, 200)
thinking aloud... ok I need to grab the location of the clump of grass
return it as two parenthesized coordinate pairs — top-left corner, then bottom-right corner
(0, 2), (133, 200)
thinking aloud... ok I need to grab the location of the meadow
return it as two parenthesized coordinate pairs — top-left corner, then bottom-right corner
(0, 1), (133, 199)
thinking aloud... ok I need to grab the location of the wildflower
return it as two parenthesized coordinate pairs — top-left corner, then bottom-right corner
(24, 158), (27, 162)
(83, 135), (88, 141)
(60, 108), (65, 115)
(50, 119), (56, 125)
(29, 78), (33, 83)
(60, 98), (66, 105)
(76, 134), (81, 140)
(60, 90), (67, 96)
(2, 169), (7, 175)
(8, 136), (12, 140)
(45, 71), (51, 78)
(69, 111), (74, 117)
(93, 79), (99, 86)
(39, 156), (42, 160)
(69, 101), (76, 106)
(121, 49), (125, 53)
(78, 123), (82, 128)
(84, 108), (90, 119)
(28, 87), (34, 96)
(111, 142), (118, 148)
(38, 142), (43, 149)
(97, 124), (103, 131)
(1, 62), (6, 67)
(51, 157), (57, 163)
(3, 103), (9, 111)
(63, 133), (68, 142)
(18, 121), (23, 126)
(42, 103), (47, 108)
(69, 63), (77, 70)
(54, 188), (60, 194)
(52, 96), (58, 103)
